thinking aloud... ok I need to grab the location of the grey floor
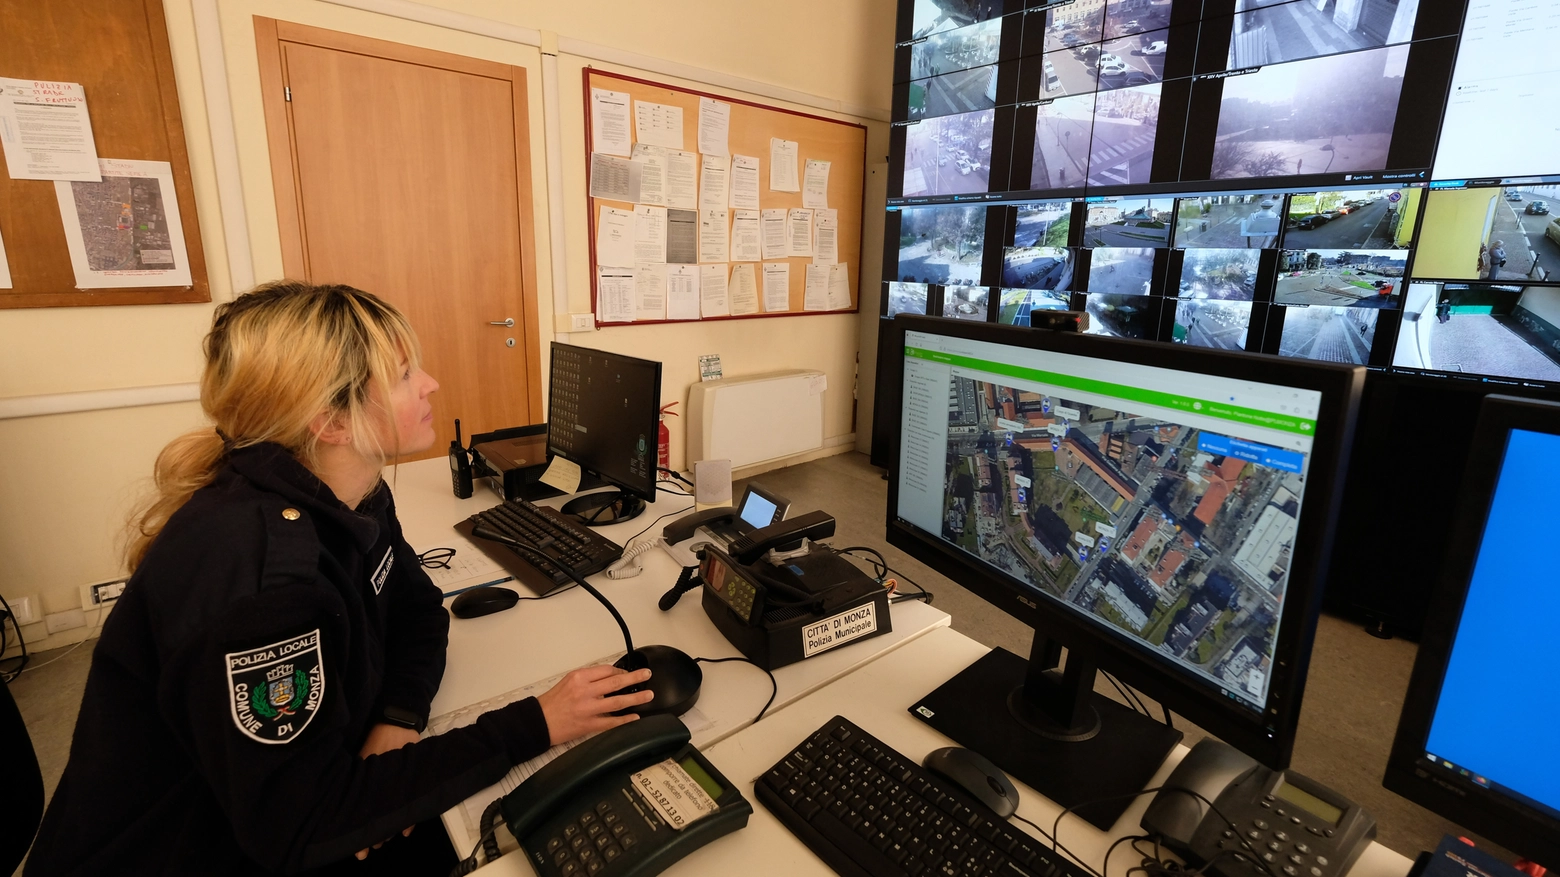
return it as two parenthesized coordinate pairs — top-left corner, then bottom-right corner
(9, 452), (1498, 873)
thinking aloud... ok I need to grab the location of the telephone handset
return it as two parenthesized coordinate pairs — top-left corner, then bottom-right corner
(503, 714), (751, 877)
(662, 507), (737, 546)
(1140, 739), (1376, 877)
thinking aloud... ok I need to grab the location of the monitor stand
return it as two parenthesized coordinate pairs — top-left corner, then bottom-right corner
(561, 488), (647, 526)
(909, 633), (1183, 830)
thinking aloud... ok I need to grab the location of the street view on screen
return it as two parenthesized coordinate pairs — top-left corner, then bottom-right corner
(897, 331), (1321, 710)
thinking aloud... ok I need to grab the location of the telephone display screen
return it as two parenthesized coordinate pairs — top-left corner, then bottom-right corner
(1274, 779), (1343, 826)
(701, 554), (730, 592)
(680, 756), (725, 800)
(740, 493), (780, 529)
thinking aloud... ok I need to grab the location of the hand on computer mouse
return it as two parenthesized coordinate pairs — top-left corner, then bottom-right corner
(537, 665), (654, 745)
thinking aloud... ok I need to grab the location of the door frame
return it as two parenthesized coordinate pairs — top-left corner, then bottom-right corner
(253, 17), (544, 419)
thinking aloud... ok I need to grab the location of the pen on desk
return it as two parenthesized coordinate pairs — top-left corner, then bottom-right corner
(441, 576), (515, 599)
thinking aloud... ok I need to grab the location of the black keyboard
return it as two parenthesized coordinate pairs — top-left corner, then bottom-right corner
(758, 716), (1092, 877)
(458, 498), (624, 592)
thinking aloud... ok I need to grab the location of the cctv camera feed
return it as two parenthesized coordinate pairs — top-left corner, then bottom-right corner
(1393, 283), (1560, 383)
(1001, 288), (1072, 325)
(1088, 247), (1157, 295)
(1178, 249), (1261, 301)
(1411, 186), (1560, 283)
(1082, 198), (1172, 246)
(1283, 188), (1421, 250)
(1174, 299), (1253, 350)
(896, 204), (987, 285)
(1274, 249), (1404, 307)
(900, 335), (1322, 709)
(883, 0), (1560, 368)
(1084, 292), (1162, 339)
(1003, 246), (1074, 290)
(1210, 45), (1409, 181)
(886, 281), (931, 316)
(1174, 193), (1286, 248)
(944, 285), (992, 320)
(903, 108), (997, 197)
(1276, 305), (1379, 365)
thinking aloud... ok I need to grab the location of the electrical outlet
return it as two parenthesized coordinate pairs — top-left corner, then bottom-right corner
(7, 595), (39, 626)
(82, 579), (128, 610)
(45, 607), (87, 635)
(570, 313), (594, 332)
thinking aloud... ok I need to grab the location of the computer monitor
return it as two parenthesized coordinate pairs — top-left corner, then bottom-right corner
(546, 342), (663, 525)
(1383, 394), (1560, 867)
(883, 314), (1363, 828)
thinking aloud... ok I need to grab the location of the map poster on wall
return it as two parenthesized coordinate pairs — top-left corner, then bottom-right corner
(54, 158), (191, 289)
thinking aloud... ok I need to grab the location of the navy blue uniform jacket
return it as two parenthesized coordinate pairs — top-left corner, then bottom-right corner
(27, 443), (550, 874)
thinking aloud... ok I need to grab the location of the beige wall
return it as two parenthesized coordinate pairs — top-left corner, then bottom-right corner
(0, 0), (893, 656)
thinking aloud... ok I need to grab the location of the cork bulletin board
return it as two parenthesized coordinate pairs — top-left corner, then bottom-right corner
(583, 67), (866, 326)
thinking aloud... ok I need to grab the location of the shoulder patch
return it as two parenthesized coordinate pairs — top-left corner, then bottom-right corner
(226, 630), (325, 744)
(370, 545), (393, 595)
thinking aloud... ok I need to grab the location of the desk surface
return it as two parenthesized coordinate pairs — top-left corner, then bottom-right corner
(468, 626), (1414, 877)
(385, 459), (954, 852)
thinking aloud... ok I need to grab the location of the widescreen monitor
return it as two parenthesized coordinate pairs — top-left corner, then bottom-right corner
(884, 314), (1362, 827)
(546, 342), (663, 525)
(1383, 394), (1560, 867)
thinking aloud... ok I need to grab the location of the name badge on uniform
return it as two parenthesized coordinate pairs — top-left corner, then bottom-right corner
(370, 546), (393, 595)
(226, 630), (325, 744)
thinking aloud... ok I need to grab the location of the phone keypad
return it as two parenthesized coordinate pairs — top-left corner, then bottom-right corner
(545, 800), (639, 876)
(725, 579), (757, 619)
(1218, 800), (1336, 877)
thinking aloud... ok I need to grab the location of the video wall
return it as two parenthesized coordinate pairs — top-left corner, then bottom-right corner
(883, 0), (1560, 392)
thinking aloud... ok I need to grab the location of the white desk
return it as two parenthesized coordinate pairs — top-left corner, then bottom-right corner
(469, 626), (1414, 877)
(384, 458), (953, 852)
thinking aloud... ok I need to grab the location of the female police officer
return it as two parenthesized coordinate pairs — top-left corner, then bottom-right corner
(26, 281), (653, 874)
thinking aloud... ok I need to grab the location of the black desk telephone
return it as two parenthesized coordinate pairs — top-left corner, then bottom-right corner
(1141, 739), (1377, 877)
(501, 714), (751, 877)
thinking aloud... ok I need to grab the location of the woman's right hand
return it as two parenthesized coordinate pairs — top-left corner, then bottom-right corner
(536, 665), (654, 746)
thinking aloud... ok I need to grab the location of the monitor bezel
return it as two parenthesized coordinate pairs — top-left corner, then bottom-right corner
(546, 342), (663, 505)
(1383, 394), (1560, 866)
(883, 314), (1363, 767)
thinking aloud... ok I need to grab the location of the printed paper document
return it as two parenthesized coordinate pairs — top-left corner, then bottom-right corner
(788, 208), (814, 257)
(804, 264), (830, 311)
(596, 205), (635, 268)
(813, 208), (838, 265)
(803, 159), (831, 209)
(827, 263), (851, 310)
(761, 209), (788, 260)
(698, 208), (729, 263)
(589, 153), (641, 202)
(634, 205), (667, 264)
(0, 78), (101, 181)
(666, 208), (697, 264)
(729, 154), (760, 210)
(699, 263), (730, 317)
(665, 150), (699, 210)
(731, 209), (762, 262)
(589, 88), (633, 156)
(634, 101), (683, 150)
(729, 263), (759, 315)
(770, 138), (800, 191)
(699, 154), (729, 211)
(636, 262), (668, 321)
(763, 262), (790, 312)
(698, 97), (730, 156)
(56, 158), (192, 289)
(631, 144), (667, 206)
(667, 264), (701, 320)
(597, 268), (634, 322)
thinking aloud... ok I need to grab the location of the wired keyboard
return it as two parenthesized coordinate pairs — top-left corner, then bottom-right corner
(758, 715), (1092, 877)
(456, 498), (624, 593)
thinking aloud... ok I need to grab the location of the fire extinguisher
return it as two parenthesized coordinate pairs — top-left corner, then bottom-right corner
(658, 402), (678, 476)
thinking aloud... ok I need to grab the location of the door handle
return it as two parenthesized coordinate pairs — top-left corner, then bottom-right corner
(489, 318), (515, 327)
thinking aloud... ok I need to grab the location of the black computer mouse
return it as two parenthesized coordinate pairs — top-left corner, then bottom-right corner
(449, 586), (520, 619)
(612, 644), (702, 717)
(923, 746), (1021, 818)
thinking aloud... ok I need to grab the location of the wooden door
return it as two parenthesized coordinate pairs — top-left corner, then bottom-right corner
(256, 20), (542, 460)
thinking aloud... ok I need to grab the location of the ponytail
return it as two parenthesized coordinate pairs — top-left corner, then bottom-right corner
(124, 280), (421, 571)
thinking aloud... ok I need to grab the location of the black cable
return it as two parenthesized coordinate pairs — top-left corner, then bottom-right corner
(447, 799), (506, 876)
(1161, 704), (1174, 729)
(657, 487), (693, 497)
(624, 501), (696, 546)
(1010, 812), (1102, 877)
(417, 547), (457, 569)
(835, 546), (934, 604)
(1103, 671), (1146, 716)
(1104, 833), (1155, 877)
(694, 656), (777, 723)
(480, 798), (504, 865)
(470, 526), (636, 653)
(1102, 670), (1150, 716)
(657, 466), (695, 489)
(0, 591), (29, 682)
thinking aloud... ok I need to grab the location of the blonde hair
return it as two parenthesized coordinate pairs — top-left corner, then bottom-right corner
(127, 280), (422, 570)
